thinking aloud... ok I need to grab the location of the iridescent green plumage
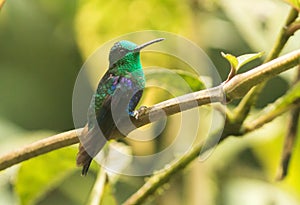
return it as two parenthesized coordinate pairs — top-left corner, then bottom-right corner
(76, 38), (164, 175)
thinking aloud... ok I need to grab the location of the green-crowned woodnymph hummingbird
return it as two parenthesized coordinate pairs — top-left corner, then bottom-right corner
(76, 38), (164, 175)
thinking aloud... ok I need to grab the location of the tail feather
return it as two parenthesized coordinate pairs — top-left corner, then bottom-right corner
(76, 124), (107, 175)
(81, 158), (92, 176)
(77, 141), (93, 176)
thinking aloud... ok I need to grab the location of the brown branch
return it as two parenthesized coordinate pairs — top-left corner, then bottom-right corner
(0, 49), (299, 172)
(0, 129), (80, 171)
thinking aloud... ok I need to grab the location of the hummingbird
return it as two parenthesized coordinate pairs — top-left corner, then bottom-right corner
(76, 38), (164, 175)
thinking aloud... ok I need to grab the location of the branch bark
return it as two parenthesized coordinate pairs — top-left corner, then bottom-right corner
(0, 129), (80, 171)
(0, 49), (299, 172)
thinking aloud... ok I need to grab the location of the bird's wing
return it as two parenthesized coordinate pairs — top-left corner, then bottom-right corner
(93, 71), (143, 133)
(77, 72), (120, 175)
(92, 72), (121, 137)
(77, 72), (144, 175)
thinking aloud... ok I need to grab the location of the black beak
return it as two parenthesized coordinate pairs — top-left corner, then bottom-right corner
(134, 38), (165, 52)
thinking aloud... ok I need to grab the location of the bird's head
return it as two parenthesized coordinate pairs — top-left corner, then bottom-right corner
(108, 38), (164, 69)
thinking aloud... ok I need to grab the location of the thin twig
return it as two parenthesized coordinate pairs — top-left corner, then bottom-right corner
(276, 65), (300, 180)
(276, 106), (300, 180)
(87, 168), (108, 205)
(124, 125), (233, 205)
(286, 21), (300, 36)
(266, 8), (299, 62)
(122, 143), (203, 205)
(243, 81), (300, 132)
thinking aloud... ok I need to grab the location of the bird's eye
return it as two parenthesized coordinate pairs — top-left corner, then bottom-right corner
(119, 48), (125, 53)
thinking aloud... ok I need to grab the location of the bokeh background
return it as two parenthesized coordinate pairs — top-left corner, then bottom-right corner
(0, 0), (300, 204)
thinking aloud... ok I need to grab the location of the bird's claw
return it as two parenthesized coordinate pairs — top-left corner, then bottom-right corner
(132, 106), (147, 120)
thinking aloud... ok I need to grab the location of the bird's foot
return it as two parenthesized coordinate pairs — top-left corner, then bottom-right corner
(132, 106), (148, 120)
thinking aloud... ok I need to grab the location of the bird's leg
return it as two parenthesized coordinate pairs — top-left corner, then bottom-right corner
(131, 105), (148, 120)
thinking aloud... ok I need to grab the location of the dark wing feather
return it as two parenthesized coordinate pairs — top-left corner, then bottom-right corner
(77, 71), (144, 175)
(77, 71), (120, 175)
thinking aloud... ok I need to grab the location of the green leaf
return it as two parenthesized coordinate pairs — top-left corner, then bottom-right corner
(15, 147), (78, 205)
(236, 52), (264, 70)
(173, 69), (207, 91)
(221, 52), (239, 71)
(145, 69), (206, 95)
(284, 0), (300, 11)
(222, 52), (264, 72)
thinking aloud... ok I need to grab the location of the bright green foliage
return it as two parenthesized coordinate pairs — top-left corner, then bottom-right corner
(173, 69), (206, 92)
(222, 52), (264, 73)
(15, 147), (78, 205)
(75, 0), (194, 58)
(145, 69), (206, 95)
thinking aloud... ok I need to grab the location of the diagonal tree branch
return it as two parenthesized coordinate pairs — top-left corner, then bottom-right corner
(243, 84), (300, 133)
(122, 138), (206, 205)
(265, 8), (299, 62)
(276, 106), (300, 180)
(0, 129), (80, 171)
(276, 65), (300, 180)
(0, 49), (299, 172)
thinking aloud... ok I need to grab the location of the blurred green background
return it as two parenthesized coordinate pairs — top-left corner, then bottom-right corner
(0, 0), (300, 204)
